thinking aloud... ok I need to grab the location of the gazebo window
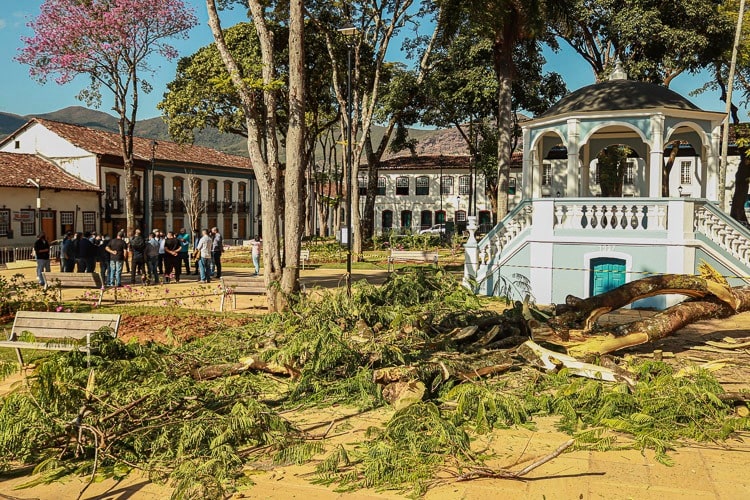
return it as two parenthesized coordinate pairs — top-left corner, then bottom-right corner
(542, 163), (552, 186)
(680, 161), (692, 184)
(623, 161), (635, 185)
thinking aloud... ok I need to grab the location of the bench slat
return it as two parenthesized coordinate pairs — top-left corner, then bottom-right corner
(14, 312), (119, 321)
(0, 341), (87, 352)
(13, 318), (118, 329)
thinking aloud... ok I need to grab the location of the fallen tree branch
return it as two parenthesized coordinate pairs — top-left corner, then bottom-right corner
(455, 439), (575, 481)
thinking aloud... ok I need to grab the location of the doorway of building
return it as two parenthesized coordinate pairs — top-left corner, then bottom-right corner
(41, 210), (56, 240)
(223, 216), (233, 240)
(590, 257), (626, 296)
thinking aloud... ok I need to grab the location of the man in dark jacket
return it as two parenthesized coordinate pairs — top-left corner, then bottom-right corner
(75, 232), (95, 272)
(129, 229), (147, 285)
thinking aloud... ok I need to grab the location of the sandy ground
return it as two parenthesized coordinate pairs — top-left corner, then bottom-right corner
(1, 264), (750, 499)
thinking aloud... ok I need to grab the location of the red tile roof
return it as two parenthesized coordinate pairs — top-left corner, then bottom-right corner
(32, 119), (252, 171)
(376, 152), (523, 170)
(0, 152), (101, 192)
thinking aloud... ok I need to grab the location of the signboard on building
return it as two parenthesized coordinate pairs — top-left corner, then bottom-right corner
(13, 211), (34, 222)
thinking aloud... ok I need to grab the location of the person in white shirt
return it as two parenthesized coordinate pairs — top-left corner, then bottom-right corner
(195, 229), (213, 283)
(249, 237), (261, 276)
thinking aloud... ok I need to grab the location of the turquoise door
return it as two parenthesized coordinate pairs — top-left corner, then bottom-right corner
(590, 258), (626, 296)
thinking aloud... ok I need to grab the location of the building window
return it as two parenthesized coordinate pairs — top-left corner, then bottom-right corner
(542, 163), (552, 186)
(60, 211), (74, 235)
(223, 180), (232, 201)
(455, 210), (467, 223)
(508, 178), (517, 195)
(82, 211), (96, 234)
(105, 173), (119, 202)
(420, 210), (432, 229)
(459, 175), (471, 195)
(358, 176), (368, 196)
(153, 176), (164, 201)
(172, 177), (184, 200)
(400, 210), (412, 230)
(441, 176), (454, 195)
(435, 210), (446, 225)
(0, 209), (10, 237)
(624, 160), (636, 185)
(14, 140), (20, 149)
(377, 177), (386, 196)
(396, 176), (409, 196)
(20, 209), (35, 236)
(382, 209), (393, 230)
(416, 176), (429, 196)
(208, 180), (218, 202)
(238, 182), (246, 202)
(680, 160), (692, 185)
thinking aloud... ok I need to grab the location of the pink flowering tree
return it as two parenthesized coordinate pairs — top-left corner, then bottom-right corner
(17, 0), (197, 233)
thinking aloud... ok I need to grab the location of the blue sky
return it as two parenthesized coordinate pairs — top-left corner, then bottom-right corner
(0, 0), (739, 121)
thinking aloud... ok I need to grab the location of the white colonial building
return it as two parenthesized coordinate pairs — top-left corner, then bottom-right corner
(354, 155), (511, 235)
(0, 119), (259, 241)
(466, 67), (750, 309)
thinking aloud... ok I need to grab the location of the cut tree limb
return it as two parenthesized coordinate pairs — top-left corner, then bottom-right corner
(550, 275), (739, 336)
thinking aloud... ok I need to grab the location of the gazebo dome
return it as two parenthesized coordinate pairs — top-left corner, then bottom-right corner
(540, 79), (700, 118)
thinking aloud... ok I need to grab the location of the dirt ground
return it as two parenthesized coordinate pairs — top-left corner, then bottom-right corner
(1, 266), (750, 499)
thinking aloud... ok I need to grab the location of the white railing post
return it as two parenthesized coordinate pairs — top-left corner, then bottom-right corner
(464, 216), (479, 288)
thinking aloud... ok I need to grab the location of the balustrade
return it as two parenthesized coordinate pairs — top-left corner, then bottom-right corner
(553, 200), (667, 231)
(694, 205), (750, 263)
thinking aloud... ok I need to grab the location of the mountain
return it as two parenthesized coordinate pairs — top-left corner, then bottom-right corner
(0, 106), (466, 159)
(0, 111), (29, 137)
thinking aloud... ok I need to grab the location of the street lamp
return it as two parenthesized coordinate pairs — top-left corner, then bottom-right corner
(338, 22), (357, 297)
(27, 178), (41, 231)
(678, 185), (683, 197)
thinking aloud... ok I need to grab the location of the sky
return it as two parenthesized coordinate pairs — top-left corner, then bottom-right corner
(0, 0), (741, 122)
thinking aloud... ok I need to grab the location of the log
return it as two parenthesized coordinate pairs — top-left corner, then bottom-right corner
(372, 350), (514, 388)
(550, 275), (738, 336)
(190, 355), (297, 380)
(558, 289), (750, 358)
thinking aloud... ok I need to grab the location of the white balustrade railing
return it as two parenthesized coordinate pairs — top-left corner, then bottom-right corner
(694, 203), (750, 265)
(553, 199), (668, 231)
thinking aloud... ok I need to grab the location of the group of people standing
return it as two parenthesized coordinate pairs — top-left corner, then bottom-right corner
(32, 226), (243, 287)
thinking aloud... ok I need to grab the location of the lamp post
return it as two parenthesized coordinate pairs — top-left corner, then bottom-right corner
(338, 23), (357, 297)
(26, 178), (41, 232)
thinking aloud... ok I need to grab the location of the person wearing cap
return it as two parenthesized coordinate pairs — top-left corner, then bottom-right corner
(33, 232), (51, 285)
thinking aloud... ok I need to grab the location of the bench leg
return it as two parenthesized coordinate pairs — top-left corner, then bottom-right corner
(220, 292), (226, 312)
(97, 289), (103, 307)
(15, 347), (25, 371)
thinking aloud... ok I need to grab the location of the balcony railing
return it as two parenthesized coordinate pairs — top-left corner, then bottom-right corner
(152, 199), (167, 213)
(206, 201), (219, 213)
(234, 201), (250, 214)
(171, 199), (185, 212)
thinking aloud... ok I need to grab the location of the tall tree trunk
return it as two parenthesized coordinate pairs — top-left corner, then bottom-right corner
(493, 40), (512, 220)
(730, 149), (750, 223)
(206, 0), (283, 310)
(282, 0), (306, 297)
(662, 140), (680, 197)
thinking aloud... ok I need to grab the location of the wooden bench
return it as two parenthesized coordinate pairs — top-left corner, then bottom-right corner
(43, 271), (109, 306)
(300, 249), (310, 270)
(220, 276), (266, 312)
(387, 250), (439, 272)
(0, 311), (121, 368)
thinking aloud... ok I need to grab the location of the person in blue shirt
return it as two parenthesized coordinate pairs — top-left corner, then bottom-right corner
(177, 227), (191, 275)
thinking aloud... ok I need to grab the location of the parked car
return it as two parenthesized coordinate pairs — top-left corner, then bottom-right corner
(419, 224), (446, 235)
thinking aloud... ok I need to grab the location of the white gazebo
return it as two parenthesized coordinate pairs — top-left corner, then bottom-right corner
(465, 67), (750, 308)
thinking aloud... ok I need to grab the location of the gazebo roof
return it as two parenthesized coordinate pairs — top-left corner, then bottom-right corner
(539, 80), (700, 118)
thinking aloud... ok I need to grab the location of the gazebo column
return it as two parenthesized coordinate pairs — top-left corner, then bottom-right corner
(531, 150), (541, 198)
(648, 114), (665, 197)
(566, 119), (580, 197)
(522, 128), (532, 199)
(705, 124), (721, 201)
